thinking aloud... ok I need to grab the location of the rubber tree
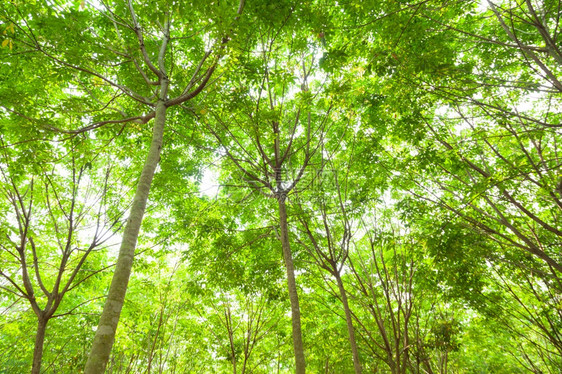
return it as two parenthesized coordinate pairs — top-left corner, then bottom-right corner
(352, 231), (416, 374)
(0, 0), (246, 371)
(205, 25), (334, 372)
(388, 0), (562, 274)
(294, 163), (363, 374)
(81, 2), (247, 371)
(196, 291), (282, 374)
(323, 1), (562, 366)
(399, 2), (562, 365)
(0, 146), (123, 374)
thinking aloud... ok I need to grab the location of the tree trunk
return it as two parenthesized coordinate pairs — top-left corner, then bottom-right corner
(335, 273), (362, 374)
(31, 317), (48, 374)
(84, 98), (167, 373)
(228, 324), (236, 374)
(277, 198), (306, 374)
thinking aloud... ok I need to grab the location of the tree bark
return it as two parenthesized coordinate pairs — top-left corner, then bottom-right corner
(335, 273), (362, 374)
(277, 198), (306, 374)
(84, 98), (167, 374)
(31, 317), (48, 374)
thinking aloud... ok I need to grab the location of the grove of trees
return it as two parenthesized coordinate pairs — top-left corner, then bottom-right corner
(0, 0), (561, 373)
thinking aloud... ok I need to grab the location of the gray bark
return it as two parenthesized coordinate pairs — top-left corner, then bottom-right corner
(335, 273), (362, 374)
(84, 95), (168, 374)
(278, 198), (306, 374)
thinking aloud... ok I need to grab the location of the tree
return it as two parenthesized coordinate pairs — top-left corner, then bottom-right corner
(0, 137), (124, 373)
(378, 0), (562, 275)
(1, 0), (247, 370)
(294, 154), (363, 374)
(204, 12), (336, 371)
(329, 1), (562, 367)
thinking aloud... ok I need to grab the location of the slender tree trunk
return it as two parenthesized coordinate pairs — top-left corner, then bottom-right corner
(84, 98), (168, 373)
(228, 328), (236, 374)
(31, 317), (48, 374)
(335, 273), (362, 374)
(241, 355), (248, 374)
(146, 307), (165, 374)
(277, 198), (306, 374)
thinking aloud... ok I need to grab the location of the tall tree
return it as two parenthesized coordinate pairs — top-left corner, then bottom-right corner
(294, 155), (363, 374)
(205, 19), (334, 370)
(1, 0), (247, 370)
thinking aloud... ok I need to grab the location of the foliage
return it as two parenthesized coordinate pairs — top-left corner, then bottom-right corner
(1, 0), (562, 373)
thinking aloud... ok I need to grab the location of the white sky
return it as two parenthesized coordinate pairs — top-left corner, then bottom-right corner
(200, 168), (220, 197)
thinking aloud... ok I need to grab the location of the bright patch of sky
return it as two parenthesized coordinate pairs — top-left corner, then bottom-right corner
(477, 0), (489, 12)
(200, 168), (220, 197)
